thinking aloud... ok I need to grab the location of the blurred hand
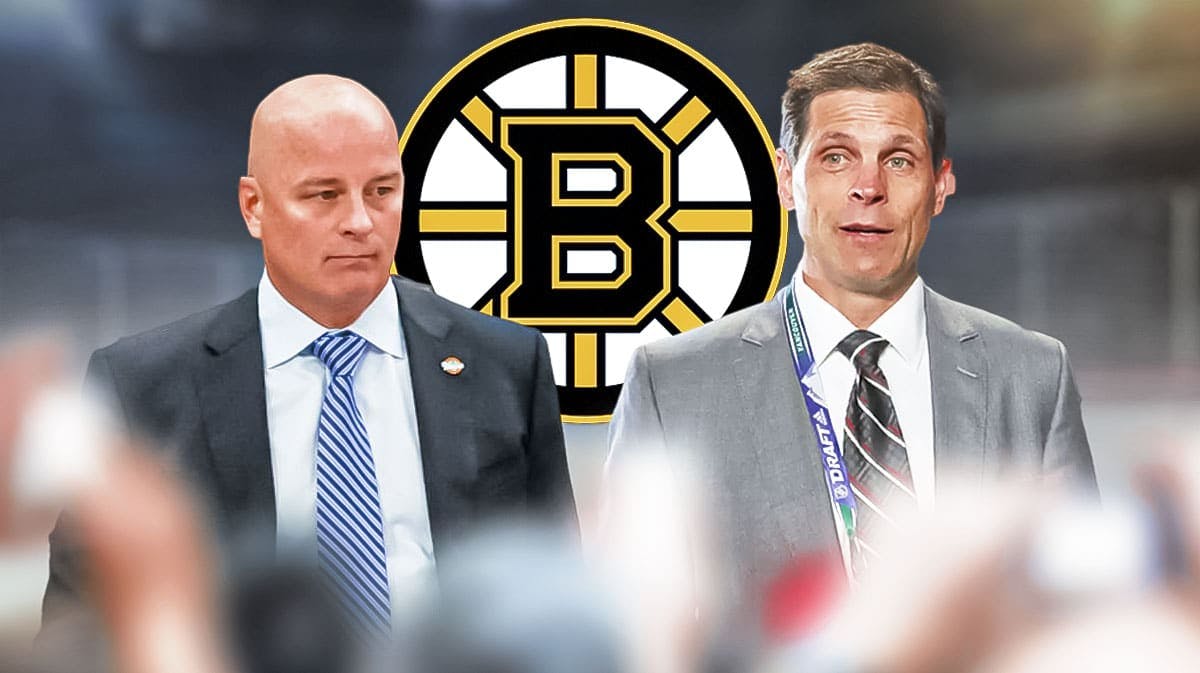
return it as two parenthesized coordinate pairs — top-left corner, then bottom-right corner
(73, 450), (232, 673)
(816, 477), (1045, 673)
(0, 338), (65, 542)
(0, 336), (232, 673)
(810, 449), (1200, 673)
(975, 449), (1200, 673)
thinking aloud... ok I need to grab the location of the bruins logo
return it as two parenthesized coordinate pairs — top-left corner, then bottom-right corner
(398, 18), (786, 422)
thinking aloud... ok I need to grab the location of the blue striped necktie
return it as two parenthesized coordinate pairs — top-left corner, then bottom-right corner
(311, 331), (391, 633)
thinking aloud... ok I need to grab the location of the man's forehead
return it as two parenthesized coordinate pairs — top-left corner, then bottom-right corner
(804, 89), (927, 144)
(275, 140), (402, 179)
(292, 169), (403, 187)
(813, 129), (924, 148)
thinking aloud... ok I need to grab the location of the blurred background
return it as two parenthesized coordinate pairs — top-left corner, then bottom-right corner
(1, 0), (1198, 646)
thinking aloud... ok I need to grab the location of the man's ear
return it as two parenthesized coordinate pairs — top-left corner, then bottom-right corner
(239, 176), (264, 240)
(776, 148), (796, 211)
(932, 158), (956, 216)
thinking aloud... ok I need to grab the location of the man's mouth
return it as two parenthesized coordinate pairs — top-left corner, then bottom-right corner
(839, 223), (894, 235)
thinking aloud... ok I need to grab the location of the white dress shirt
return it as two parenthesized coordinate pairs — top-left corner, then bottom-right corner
(794, 275), (936, 511)
(258, 271), (435, 618)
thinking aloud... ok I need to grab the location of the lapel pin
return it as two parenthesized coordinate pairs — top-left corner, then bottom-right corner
(440, 356), (465, 376)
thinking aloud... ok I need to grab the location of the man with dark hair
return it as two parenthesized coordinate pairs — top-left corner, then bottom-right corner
(779, 42), (947, 169)
(606, 43), (1095, 608)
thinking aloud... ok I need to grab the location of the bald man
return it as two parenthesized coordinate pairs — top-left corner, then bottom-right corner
(40, 75), (574, 644)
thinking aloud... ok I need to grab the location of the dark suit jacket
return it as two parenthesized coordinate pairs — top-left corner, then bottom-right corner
(41, 275), (574, 639)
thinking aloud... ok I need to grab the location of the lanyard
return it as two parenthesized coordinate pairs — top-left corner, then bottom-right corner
(780, 279), (857, 574)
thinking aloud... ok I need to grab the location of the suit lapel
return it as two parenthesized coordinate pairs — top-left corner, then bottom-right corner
(197, 289), (276, 539)
(391, 277), (468, 556)
(732, 295), (838, 557)
(925, 288), (988, 490)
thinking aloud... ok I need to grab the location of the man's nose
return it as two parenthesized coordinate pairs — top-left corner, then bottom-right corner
(848, 163), (886, 206)
(342, 193), (373, 234)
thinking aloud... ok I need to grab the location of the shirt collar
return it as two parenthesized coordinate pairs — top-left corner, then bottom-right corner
(793, 274), (927, 370)
(257, 270), (404, 369)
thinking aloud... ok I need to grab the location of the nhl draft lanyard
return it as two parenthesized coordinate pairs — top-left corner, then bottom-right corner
(780, 279), (858, 577)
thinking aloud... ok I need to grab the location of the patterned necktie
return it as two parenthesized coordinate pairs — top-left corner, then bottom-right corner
(311, 331), (390, 633)
(836, 330), (916, 572)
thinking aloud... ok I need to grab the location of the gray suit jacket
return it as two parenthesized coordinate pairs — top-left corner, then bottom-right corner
(607, 286), (1096, 608)
(41, 275), (574, 644)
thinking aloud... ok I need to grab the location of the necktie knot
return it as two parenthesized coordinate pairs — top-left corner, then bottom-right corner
(311, 331), (369, 379)
(835, 329), (889, 370)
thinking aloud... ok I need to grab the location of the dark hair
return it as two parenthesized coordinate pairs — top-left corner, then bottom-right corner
(780, 43), (946, 166)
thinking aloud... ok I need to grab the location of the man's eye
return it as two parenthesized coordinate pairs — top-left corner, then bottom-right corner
(823, 153), (846, 166)
(374, 186), (394, 197)
(887, 156), (912, 169)
(316, 190), (338, 201)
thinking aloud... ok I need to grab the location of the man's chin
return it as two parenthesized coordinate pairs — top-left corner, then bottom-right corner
(840, 269), (915, 299)
(320, 273), (391, 303)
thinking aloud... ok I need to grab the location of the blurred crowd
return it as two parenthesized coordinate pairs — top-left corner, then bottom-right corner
(2, 337), (1200, 673)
